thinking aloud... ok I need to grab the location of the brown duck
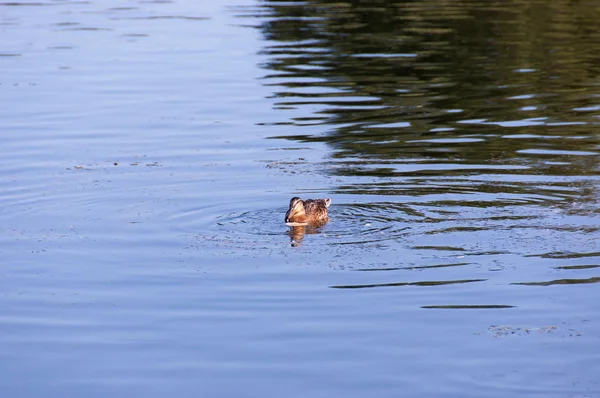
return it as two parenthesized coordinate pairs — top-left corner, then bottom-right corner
(285, 197), (331, 225)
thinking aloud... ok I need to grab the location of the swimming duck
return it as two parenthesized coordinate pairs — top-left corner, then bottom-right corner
(285, 197), (331, 225)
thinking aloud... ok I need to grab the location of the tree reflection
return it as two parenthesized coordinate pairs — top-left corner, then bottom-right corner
(243, 0), (599, 179)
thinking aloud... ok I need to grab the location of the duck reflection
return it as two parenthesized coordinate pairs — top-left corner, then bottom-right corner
(287, 223), (327, 247)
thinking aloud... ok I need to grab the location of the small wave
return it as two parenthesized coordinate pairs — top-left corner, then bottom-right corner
(511, 277), (600, 286)
(182, 202), (415, 251)
(330, 278), (486, 289)
(422, 304), (515, 309)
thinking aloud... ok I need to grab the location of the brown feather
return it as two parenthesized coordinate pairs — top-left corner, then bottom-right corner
(285, 197), (331, 225)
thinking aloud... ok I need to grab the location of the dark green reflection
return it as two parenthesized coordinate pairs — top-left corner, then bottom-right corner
(243, 0), (599, 190)
(554, 264), (600, 270)
(525, 251), (600, 259)
(512, 277), (600, 286)
(355, 262), (470, 271)
(330, 278), (486, 289)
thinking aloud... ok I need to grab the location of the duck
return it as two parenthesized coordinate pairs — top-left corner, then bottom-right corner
(285, 196), (331, 225)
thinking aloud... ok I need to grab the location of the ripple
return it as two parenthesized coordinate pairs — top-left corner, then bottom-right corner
(115, 15), (209, 21)
(182, 202), (415, 251)
(554, 264), (600, 270)
(512, 277), (600, 286)
(63, 27), (113, 31)
(412, 245), (466, 251)
(518, 149), (598, 156)
(370, 121), (411, 128)
(525, 251), (600, 259)
(484, 325), (568, 338)
(0, 2), (50, 5)
(406, 138), (485, 144)
(354, 262), (470, 271)
(422, 305), (515, 309)
(351, 53), (417, 58)
(330, 279), (486, 289)
(573, 105), (600, 111)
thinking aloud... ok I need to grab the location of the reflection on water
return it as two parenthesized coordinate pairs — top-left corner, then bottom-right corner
(330, 278), (487, 289)
(287, 224), (324, 246)
(512, 277), (600, 286)
(245, 0), (600, 180)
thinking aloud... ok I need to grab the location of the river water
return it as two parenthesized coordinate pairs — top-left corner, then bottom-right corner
(1, 0), (599, 397)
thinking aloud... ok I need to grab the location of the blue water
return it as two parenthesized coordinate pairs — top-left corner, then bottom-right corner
(1, 1), (599, 397)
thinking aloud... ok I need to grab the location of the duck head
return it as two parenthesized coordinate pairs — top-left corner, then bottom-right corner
(285, 197), (306, 223)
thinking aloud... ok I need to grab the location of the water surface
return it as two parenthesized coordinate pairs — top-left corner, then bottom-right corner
(1, 0), (599, 397)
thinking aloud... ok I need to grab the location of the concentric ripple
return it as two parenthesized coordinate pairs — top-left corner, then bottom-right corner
(174, 201), (420, 254)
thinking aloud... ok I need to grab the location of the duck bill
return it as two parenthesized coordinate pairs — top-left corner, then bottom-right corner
(285, 208), (292, 223)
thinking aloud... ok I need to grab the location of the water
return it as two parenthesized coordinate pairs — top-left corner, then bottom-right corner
(1, 0), (599, 397)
